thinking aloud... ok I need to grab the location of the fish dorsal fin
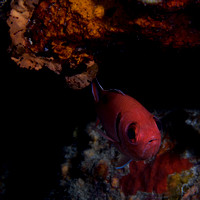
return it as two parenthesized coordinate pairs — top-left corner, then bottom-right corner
(109, 89), (125, 95)
(115, 154), (132, 169)
(92, 79), (125, 102)
(91, 78), (104, 102)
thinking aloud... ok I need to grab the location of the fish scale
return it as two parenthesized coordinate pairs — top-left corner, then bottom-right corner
(91, 79), (161, 168)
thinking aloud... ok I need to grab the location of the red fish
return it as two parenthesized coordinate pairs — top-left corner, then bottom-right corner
(92, 79), (161, 169)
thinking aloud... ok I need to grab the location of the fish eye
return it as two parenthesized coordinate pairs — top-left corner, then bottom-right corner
(153, 116), (162, 131)
(127, 123), (136, 143)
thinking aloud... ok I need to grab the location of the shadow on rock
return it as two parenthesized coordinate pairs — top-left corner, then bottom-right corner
(161, 109), (200, 156)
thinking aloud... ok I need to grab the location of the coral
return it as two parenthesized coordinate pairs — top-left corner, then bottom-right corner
(182, 184), (200, 200)
(7, 0), (200, 89)
(65, 61), (98, 90)
(7, 0), (38, 53)
(60, 123), (130, 200)
(168, 171), (194, 198)
(134, 13), (200, 48)
(25, 0), (109, 54)
(11, 53), (62, 71)
(162, 0), (191, 10)
(120, 152), (193, 196)
(0, 0), (8, 9)
(134, 0), (200, 48)
(93, 159), (109, 180)
(7, 0), (100, 89)
(54, 110), (200, 200)
(185, 110), (200, 132)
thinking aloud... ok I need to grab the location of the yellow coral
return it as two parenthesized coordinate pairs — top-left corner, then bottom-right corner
(69, 0), (94, 20)
(94, 5), (105, 19)
(168, 171), (194, 199)
(52, 41), (74, 60)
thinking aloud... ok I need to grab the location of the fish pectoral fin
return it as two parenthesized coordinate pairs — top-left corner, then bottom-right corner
(95, 118), (100, 127)
(91, 125), (118, 143)
(115, 154), (132, 169)
(97, 129), (118, 143)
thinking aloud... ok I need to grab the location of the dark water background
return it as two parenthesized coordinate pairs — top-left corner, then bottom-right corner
(1, 1), (200, 200)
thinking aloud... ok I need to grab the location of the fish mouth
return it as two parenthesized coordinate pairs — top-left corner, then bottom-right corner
(142, 139), (160, 159)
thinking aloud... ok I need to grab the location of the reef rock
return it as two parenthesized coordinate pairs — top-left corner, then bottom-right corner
(58, 110), (200, 200)
(7, 0), (200, 89)
(7, 0), (101, 89)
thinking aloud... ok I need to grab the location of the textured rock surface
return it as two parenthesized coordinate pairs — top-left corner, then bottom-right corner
(7, 0), (100, 89)
(1, 1), (200, 199)
(57, 110), (200, 200)
(7, 0), (200, 89)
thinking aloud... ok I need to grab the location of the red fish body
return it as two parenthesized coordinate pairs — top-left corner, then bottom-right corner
(92, 79), (161, 168)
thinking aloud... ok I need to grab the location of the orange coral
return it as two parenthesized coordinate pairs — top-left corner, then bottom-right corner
(7, 0), (200, 89)
(25, 0), (110, 59)
(135, 14), (200, 48)
(164, 0), (191, 9)
(93, 160), (109, 180)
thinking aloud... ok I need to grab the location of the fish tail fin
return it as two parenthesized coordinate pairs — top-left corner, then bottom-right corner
(91, 78), (104, 102)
